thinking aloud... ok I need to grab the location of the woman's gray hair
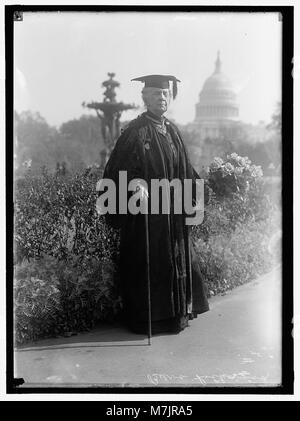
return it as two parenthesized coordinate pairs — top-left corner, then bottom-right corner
(141, 87), (172, 107)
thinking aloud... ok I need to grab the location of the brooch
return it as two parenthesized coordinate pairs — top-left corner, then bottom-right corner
(138, 127), (151, 151)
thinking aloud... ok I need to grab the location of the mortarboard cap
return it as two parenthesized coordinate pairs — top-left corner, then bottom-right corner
(131, 74), (181, 99)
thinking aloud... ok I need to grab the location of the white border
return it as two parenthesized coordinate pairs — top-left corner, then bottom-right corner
(1, 0), (298, 402)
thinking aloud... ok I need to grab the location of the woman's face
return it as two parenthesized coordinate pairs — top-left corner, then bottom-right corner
(144, 88), (171, 116)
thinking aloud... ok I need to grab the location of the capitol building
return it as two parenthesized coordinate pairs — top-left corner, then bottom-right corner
(193, 51), (240, 139)
(185, 51), (269, 171)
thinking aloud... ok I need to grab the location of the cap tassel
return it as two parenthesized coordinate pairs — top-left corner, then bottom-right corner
(172, 80), (178, 99)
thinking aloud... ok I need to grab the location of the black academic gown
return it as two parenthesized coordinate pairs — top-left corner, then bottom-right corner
(103, 111), (209, 334)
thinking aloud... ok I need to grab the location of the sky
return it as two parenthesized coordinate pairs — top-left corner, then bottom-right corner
(14, 11), (282, 128)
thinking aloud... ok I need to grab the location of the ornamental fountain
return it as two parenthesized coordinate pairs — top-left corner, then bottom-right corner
(83, 72), (136, 168)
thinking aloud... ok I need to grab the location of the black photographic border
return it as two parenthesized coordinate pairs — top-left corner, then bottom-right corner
(5, 4), (294, 396)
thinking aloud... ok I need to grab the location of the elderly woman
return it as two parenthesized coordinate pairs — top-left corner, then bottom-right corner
(102, 74), (209, 335)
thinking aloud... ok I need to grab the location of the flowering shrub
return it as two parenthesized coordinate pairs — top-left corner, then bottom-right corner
(192, 153), (280, 297)
(208, 153), (263, 198)
(204, 153), (274, 231)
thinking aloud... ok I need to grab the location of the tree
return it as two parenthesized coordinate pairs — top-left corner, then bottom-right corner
(14, 111), (106, 176)
(59, 115), (105, 170)
(15, 111), (61, 177)
(267, 102), (281, 135)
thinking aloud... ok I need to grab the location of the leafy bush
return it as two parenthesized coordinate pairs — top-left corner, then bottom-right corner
(14, 167), (120, 263)
(192, 216), (278, 296)
(57, 255), (122, 332)
(14, 256), (62, 344)
(14, 168), (123, 344)
(14, 254), (122, 345)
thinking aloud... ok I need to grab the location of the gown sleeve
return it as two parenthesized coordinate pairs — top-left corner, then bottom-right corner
(101, 126), (145, 229)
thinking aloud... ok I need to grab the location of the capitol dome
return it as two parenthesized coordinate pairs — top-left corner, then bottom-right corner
(195, 51), (239, 122)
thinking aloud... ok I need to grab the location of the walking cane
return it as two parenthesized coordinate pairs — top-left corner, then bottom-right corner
(141, 144), (152, 346)
(144, 200), (152, 346)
